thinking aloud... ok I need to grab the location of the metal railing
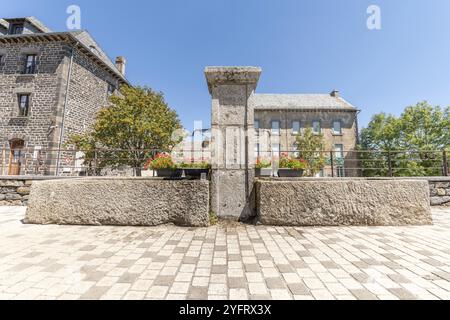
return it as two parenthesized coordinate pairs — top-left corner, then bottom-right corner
(0, 147), (448, 177)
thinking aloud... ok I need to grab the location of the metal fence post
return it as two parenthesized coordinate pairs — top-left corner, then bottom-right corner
(387, 151), (393, 177)
(443, 150), (449, 177)
(330, 151), (334, 178)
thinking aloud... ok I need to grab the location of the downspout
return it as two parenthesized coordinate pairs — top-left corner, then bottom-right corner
(55, 42), (77, 176)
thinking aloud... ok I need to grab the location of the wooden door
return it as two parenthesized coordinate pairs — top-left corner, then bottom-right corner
(8, 140), (24, 176)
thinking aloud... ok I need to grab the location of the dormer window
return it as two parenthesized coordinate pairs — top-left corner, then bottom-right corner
(107, 83), (116, 96)
(9, 23), (24, 35)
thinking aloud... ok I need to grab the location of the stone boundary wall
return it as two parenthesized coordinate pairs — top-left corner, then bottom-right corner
(25, 178), (210, 227)
(256, 179), (432, 226)
(429, 178), (450, 206)
(0, 176), (74, 206)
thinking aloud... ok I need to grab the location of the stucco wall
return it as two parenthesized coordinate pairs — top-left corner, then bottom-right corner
(24, 178), (210, 227)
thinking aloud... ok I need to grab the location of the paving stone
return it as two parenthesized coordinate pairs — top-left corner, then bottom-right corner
(0, 207), (450, 300)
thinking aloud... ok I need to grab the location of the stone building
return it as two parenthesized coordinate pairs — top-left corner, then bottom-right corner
(0, 17), (128, 176)
(253, 92), (360, 177)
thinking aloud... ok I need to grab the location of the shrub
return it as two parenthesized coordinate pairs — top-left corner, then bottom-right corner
(180, 161), (211, 169)
(255, 158), (271, 169)
(145, 153), (177, 170)
(279, 153), (307, 170)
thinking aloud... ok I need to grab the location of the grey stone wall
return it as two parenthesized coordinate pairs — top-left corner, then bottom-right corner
(25, 178), (210, 227)
(0, 38), (120, 175)
(256, 179), (433, 226)
(429, 179), (450, 206)
(0, 178), (31, 206)
(0, 41), (67, 154)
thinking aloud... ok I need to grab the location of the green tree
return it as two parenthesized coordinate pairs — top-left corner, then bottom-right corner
(360, 101), (450, 177)
(295, 127), (326, 176)
(69, 86), (182, 176)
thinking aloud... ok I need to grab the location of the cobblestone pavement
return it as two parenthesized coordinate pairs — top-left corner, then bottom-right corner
(0, 206), (449, 300)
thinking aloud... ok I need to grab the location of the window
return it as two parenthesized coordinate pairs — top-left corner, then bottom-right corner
(254, 143), (260, 159)
(292, 121), (300, 135)
(10, 24), (24, 35)
(337, 166), (345, 178)
(334, 144), (344, 159)
(312, 121), (321, 135)
(271, 120), (280, 136)
(107, 83), (116, 96)
(272, 143), (280, 157)
(24, 54), (37, 74)
(254, 120), (260, 136)
(333, 120), (342, 135)
(18, 94), (30, 117)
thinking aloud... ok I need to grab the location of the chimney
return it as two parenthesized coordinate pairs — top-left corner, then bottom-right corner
(330, 90), (340, 98)
(115, 56), (126, 76)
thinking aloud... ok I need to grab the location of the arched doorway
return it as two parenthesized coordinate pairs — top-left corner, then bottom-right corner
(8, 139), (25, 175)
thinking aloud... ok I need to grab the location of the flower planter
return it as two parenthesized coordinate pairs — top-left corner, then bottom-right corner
(277, 169), (304, 178)
(255, 168), (272, 177)
(156, 169), (183, 178)
(183, 168), (210, 179)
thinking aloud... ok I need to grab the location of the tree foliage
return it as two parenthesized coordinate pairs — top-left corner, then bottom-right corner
(68, 86), (182, 176)
(295, 127), (326, 176)
(360, 101), (450, 177)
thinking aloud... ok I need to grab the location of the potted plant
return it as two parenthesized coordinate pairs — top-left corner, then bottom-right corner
(255, 158), (272, 177)
(278, 153), (307, 177)
(145, 153), (182, 178)
(180, 160), (211, 179)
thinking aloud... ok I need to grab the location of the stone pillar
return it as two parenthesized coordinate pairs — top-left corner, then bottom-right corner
(205, 67), (261, 220)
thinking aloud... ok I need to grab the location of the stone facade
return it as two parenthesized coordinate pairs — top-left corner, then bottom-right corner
(25, 178), (210, 227)
(0, 17), (127, 176)
(253, 108), (358, 177)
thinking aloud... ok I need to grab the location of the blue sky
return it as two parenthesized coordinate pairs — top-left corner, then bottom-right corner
(3, 0), (450, 131)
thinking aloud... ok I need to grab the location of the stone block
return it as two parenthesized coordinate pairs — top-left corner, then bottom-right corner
(25, 178), (210, 227)
(256, 179), (432, 226)
(5, 193), (22, 201)
(0, 180), (24, 187)
(17, 187), (31, 195)
(431, 196), (450, 206)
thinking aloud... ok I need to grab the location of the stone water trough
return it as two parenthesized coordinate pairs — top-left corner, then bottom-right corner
(25, 177), (210, 227)
(256, 179), (433, 226)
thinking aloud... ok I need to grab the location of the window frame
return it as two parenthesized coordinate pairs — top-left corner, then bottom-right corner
(292, 120), (300, 135)
(332, 120), (343, 135)
(312, 120), (321, 135)
(10, 23), (24, 35)
(271, 120), (280, 136)
(17, 94), (30, 117)
(334, 143), (344, 159)
(24, 54), (38, 74)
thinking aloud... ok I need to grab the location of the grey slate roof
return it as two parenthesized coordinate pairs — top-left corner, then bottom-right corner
(69, 30), (124, 80)
(252, 94), (358, 111)
(25, 16), (53, 33)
